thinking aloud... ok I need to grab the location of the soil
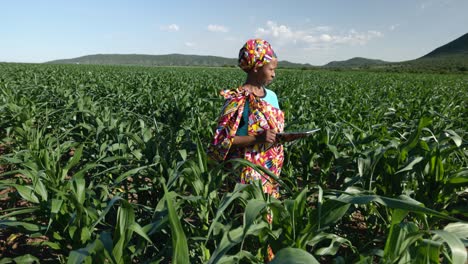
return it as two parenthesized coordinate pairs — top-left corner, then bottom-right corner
(0, 229), (63, 262)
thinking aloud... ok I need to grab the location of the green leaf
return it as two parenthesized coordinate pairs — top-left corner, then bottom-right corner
(98, 231), (115, 262)
(62, 145), (83, 180)
(67, 239), (97, 264)
(112, 236), (125, 264)
(226, 158), (292, 194)
(12, 254), (40, 264)
(445, 129), (462, 147)
(358, 157), (371, 177)
(383, 218), (421, 262)
(318, 198), (350, 228)
(443, 222), (468, 239)
(113, 164), (158, 185)
(72, 174), (86, 205)
(335, 194), (458, 221)
(142, 216), (169, 236)
(206, 183), (251, 241)
(242, 199), (267, 243)
(10, 184), (39, 203)
(0, 207), (39, 219)
(208, 226), (243, 264)
(216, 250), (258, 264)
(108, 143), (127, 152)
(41, 241), (62, 250)
(163, 185), (189, 264)
(0, 220), (44, 232)
(0, 258), (12, 264)
(395, 156), (424, 174)
(178, 149), (187, 161)
(448, 169), (468, 184)
(69, 226), (77, 240)
(31, 174), (48, 202)
(195, 135), (207, 173)
(51, 199), (63, 214)
(270, 247), (319, 264)
(91, 196), (122, 229)
(111, 201), (136, 263)
(416, 239), (440, 264)
(432, 230), (467, 264)
(81, 227), (92, 244)
(310, 233), (353, 256)
(400, 116), (431, 162)
(128, 222), (153, 245)
(116, 200), (135, 245)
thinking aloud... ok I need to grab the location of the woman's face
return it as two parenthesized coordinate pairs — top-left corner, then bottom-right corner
(256, 58), (277, 86)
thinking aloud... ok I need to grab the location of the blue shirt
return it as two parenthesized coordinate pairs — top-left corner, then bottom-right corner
(236, 88), (279, 136)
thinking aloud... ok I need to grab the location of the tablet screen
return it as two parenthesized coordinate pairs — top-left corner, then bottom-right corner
(277, 128), (321, 136)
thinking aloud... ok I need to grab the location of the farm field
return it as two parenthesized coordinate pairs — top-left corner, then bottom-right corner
(0, 63), (467, 263)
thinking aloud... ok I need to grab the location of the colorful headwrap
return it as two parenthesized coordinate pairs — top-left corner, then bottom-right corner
(238, 39), (277, 72)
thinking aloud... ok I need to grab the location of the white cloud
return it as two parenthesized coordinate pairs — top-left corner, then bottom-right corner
(185, 42), (195, 47)
(255, 21), (383, 48)
(368, 30), (383, 37)
(313, 26), (332, 32)
(160, 24), (180, 32)
(320, 34), (332, 42)
(389, 24), (400, 31)
(207, 24), (229, 33)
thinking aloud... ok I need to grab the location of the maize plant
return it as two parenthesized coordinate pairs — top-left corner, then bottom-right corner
(0, 63), (467, 263)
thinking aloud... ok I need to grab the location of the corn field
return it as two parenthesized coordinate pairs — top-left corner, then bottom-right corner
(0, 63), (467, 263)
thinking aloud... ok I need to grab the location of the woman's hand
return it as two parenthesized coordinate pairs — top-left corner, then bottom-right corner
(255, 130), (276, 143)
(232, 130), (277, 147)
(276, 133), (304, 143)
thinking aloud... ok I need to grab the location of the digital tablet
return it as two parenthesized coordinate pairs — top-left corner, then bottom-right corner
(277, 128), (321, 137)
(276, 128), (321, 141)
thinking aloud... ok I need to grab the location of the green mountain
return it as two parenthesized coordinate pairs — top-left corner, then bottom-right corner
(44, 33), (468, 72)
(420, 32), (468, 58)
(322, 33), (468, 72)
(396, 33), (468, 72)
(323, 57), (390, 68)
(47, 54), (236, 67)
(46, 53), (314, 69)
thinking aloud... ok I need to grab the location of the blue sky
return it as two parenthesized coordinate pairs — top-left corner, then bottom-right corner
(1, 0), (467, 65)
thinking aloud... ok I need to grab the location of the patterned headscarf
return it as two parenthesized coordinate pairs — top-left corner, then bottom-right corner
(238, 39), (277, 72)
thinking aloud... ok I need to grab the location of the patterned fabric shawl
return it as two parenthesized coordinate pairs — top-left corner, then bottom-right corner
(208, 86), (284, 197)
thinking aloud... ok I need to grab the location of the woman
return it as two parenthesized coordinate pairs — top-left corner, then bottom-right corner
(208, 39), (286, 198)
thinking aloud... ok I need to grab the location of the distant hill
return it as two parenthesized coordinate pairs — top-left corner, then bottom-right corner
(324, 57), (390, 68)
(394, 33), (468, 72)
(277, 60), (315, 69)
(323, 33), (468, 72)
(47, 54), (236, 67)
(420, 32), (468, 58)
(44, 33), (468, 72)
(46, 53), (314, 69)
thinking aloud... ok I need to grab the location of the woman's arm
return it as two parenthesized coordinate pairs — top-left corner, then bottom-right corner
(232, 130), (277, 147)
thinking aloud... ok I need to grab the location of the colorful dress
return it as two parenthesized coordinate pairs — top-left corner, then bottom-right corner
(208, 86), (284, 198)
